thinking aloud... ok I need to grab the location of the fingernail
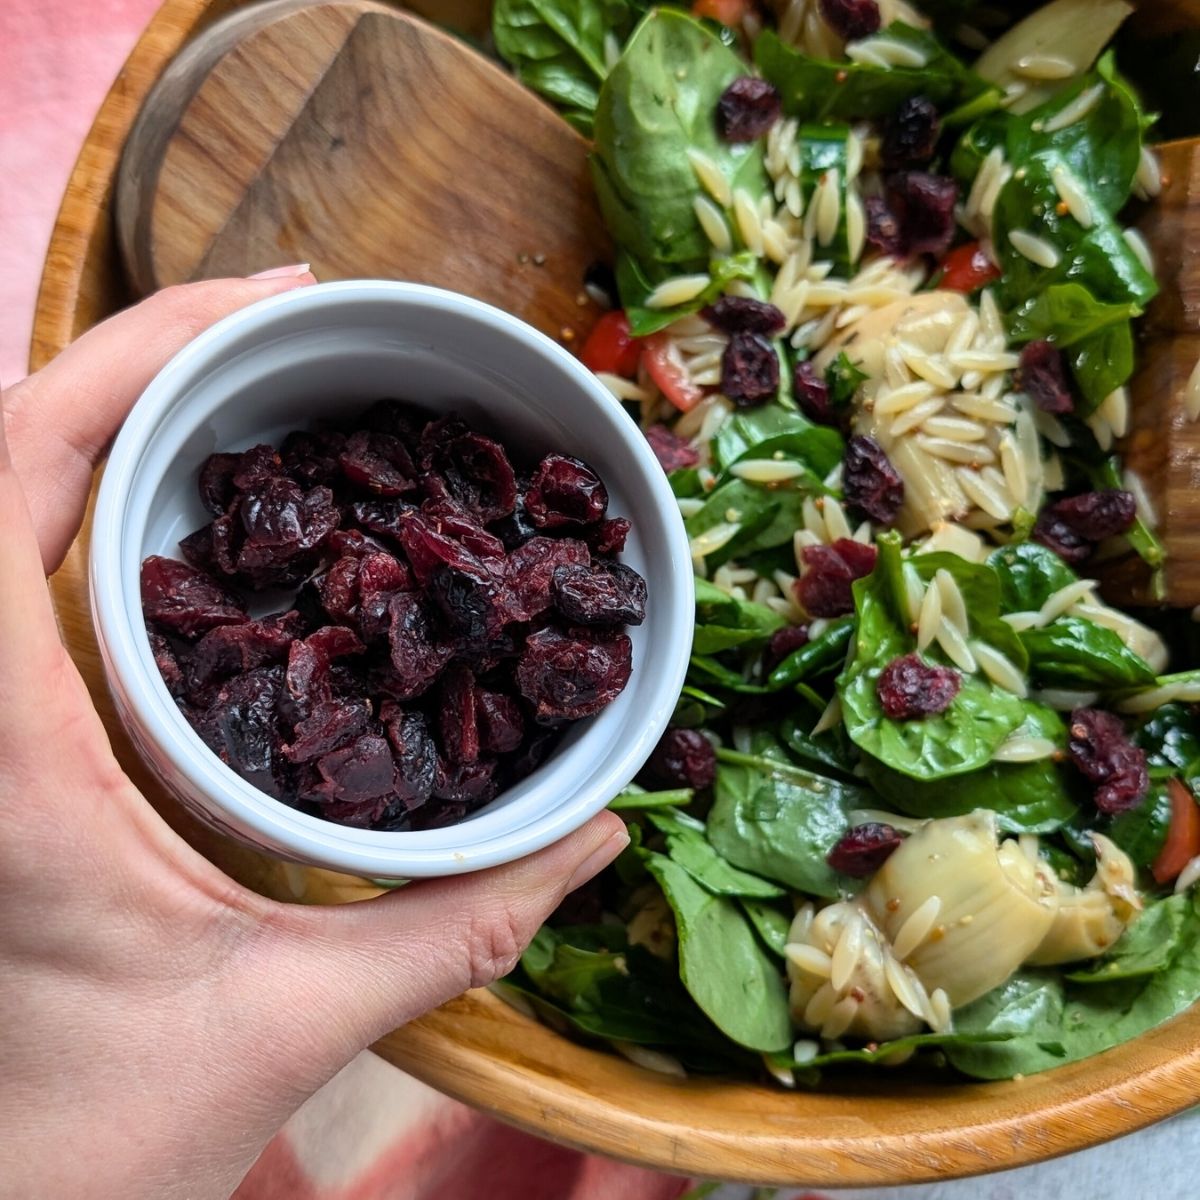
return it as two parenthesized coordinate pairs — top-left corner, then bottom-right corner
(567, 829), (629, 892)
(248, 263), (311, 280)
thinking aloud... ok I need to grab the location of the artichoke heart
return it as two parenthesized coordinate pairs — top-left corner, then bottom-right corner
(1026, 834), (1142, 966)
(865, 811), (1060, 1008)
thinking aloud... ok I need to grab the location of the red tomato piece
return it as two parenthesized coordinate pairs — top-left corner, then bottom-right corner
(641, 333), (705, 412)
(692, 0), (753, 25)
(938, 241), (1002, 293)
(1152, 777), (1200, 884)
(580, 310), (642, 378)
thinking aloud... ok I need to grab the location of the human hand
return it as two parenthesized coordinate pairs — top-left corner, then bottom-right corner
(0, 272), (628, 1200)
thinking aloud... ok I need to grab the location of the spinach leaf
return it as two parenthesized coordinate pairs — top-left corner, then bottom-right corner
(645, 808), (785, 898)
(948, 893), (1200, 1079)
(755, 23), (994, 123)
(780, 711), (858, 778)
(739, 897), (791, 957)
(795, 124), (854, 273)
(1106, 781), (1172, 869)
(619, 249), (759, 336)
(643, 851), (792, 1052)
(1066, 895), (1190, 984)
(692, 576), (785, 653)
(707, 750), (866, 896)
(1007, 283), (1141, 352)
(492, 0), (644, 136)
(825, 351), (868, 410)
(863, 703), (1080, 833)
(840, 534), (1027, 781)
(593, 11), (768, 302)
(770, 1030), (1012, 1072)
(685, 478), (816, 568)
(1136, 703), (1200, 782)
(988, 542), (1077, 612)
(711, 403), (844, 481)
(768, 617), (855, 688)
(1020, 616), (1157, 690)
(688, 654), (770, 695)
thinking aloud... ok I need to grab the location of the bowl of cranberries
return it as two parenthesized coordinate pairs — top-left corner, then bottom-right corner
(90, 280), (692, 878)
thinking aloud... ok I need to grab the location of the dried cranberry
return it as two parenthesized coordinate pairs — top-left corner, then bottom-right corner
(313, 733), (397, 824)
(338, 430), (416, 496)
(421, 498), (506, 563)
(516, 627), (633, 720)
(794, 538), (877, 617)
(431, 757), (499, 806)
(241, 478), (339, 552)
(793, 360), (837, 426)
(141, 556), (248, 639)
(393, 509), (490, 586)
(491, 493), (540, 551)
(843, 435), (905, 526)
(1033, 491), (1136, 565)
(1068, 708), (1149, 814)
(882, 97), (941, 169)
(827, 823), (903, 877)
(504, 536), (591, 622)
(702, 296), (786, 336)
(888, 172), (960, 258)
(552, 561), (647, 626)
(438, 665), (480, 764)
(197, 666), (291, 800)
(721, 332), (779, 408)
(188, 611), (305, 695)
(645, 425), (700, 473)
(381, 706), (438, 808)
(716, 77), (782, 143)
(280, 430), (346, 488)
(1017, 341), (1074, 415)
(525, 454), (608, 528)
(148, 629), (186, 698)
(428, 562), (505, 643)
(361, 398), (425, 440)
(386, 593), (452, 699)
(585, 517), (632, 557)
(763, 624), (809, 675)
(645, 728), (716, 790)
(876, 653), (961, 719)
(819, 0), (881, 40)
(477, 691), (525, 754)
(198, 452), (243, 516)
(283, 699), (370, 763)
(434, 432), (518, 523)
(866, 195), (906, 258)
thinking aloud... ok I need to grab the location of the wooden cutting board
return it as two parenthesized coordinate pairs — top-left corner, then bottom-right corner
(115, 0), (610, 342)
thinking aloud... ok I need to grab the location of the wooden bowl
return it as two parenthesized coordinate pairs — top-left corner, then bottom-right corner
(33, 0), (1200, 1186)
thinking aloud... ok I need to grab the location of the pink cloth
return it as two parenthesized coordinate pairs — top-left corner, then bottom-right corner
(0, 1), (696, 1195)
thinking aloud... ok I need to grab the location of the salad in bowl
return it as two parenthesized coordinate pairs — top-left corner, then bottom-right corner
(491, 0), (1200, 1085)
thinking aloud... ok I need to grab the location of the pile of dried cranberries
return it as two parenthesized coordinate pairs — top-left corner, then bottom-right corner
(141, 400), (646, 831)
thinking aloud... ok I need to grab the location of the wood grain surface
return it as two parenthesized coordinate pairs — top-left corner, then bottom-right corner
(28, 0), (1200, 1187)
(115, 0), (609, 342)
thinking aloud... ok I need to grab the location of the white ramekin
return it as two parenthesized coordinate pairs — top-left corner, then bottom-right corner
(91, 280), (692, 878)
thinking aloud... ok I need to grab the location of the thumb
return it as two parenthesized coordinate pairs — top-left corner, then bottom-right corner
(243, 812), (629, 1087)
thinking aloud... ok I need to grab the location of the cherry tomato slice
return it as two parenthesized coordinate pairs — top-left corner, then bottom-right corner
(1152, 777), (1200, 884)
(641, 333), (705, 412)
(692, 0), (752, 26)
(579, 310), (642, 378)
(938, 241), (1002, 293)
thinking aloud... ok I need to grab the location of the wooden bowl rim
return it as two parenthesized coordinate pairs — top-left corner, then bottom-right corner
(30, 0), (1200, 1186)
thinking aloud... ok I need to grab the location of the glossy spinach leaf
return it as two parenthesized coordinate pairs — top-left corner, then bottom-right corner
(685, 478), (815, 569)
(840, 534), (1027, 781)
(739, 897), (791, 958)
(1066, 894), (1190, 984)
(707, 750), (866, 896)
(780, 710), (858, 778)
(642, 851), (792, 1052)
(645, 808), (785, 898)
(1106, 781), (1172, 869)
(769, 1030), (1012, 1072)
(593, 10), (768, 303)
(692, 576), (785, 654)
(988, 542), (1077, 613)
(1021, 616), (1157, 689)
(711, 403), (844, 480)
(687, 654), (771, 695)
(492, 0), (645, 136)
(863, 703), (1080, 833)
(755, 23), (994, 123)
(619, 249), (760, 336)
(825, 351), (868, 410)
(1006, 283), (1141, 351)
(949, 894), (1200, 1078)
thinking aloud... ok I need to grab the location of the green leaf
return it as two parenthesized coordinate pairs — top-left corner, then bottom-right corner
(767, 617), (856, 689)
(1106, 781), (1172, 869)
(645, 808), (785, 898)
(643, 851), (792, 1052)
(780, 711), (858, 778)
(593, 10), (769, 298)
(1067, 895), (1190, 984)
(621, 249), (760, 336)
(863, 703), (1080, 833)
(769, 1030), (1012, 1071)
(988, 542), (1077, 612)
(608, 786), (695, 811)
(839, 534), (1028, 782)
(825, 351), (868, 409)
(692, 575), (786, 653)
(711, 403), (845, 480)
(493, 0), (644, 137)
(739, 897), (792, 957)
(1135, 703), (1200, 783)
(707, 751), (866, 896)
(755, 23), (995, 123)
(685, 478), (815, 569)
(948, 893), (1200, 1079)
(1007, 283), (1141, 350)
(1020, 616), (1157, 690)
